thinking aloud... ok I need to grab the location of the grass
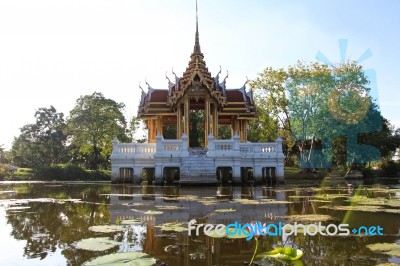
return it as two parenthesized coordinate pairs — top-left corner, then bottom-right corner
(284, 167), (345, 180)
(2, 165), (110, 181)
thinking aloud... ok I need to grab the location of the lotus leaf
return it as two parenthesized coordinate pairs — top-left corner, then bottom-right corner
(75, 237), (119, 251)
(367, 242), (400, 257)
(120, 219), (142, 225)
(155, 222), (188, 232)
(155, 205), (186, 210)
(285, 214), (332, 222)
(214, 208), (236, 213)
(257, 247), (303, 261)
(89, 225), (125, 233)
(143, 210), (163, 215)
(83, 252), (156, 266)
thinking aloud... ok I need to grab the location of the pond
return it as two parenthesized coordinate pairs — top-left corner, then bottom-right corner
(0, 179), (400, 265)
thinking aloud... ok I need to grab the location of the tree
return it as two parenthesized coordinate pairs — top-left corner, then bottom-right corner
(67, 92), (129, 170)
(251, 61), (398, 170)
(0, 144), (4, 163)
(249, 66), (295, 164)
(11, 106), (67, 167)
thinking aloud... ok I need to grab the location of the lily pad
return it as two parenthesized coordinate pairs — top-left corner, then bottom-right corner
(0, 191), (15, 194)
(226, 227), (250, 239)
(309, 199), (332, 203)
(75, 237), (119, 251)
(199, 200), (218, 206)
(204, 227), (227, 238)
(89, 225), (125, 233)
(83, 252), (156, 266)
(367, 242), (400, 257)
(214, 208), (236, 213)
(5, 206), (31, 210)
(348, 197), (400, 208)
(155, 222), (188, 232)
(319, 205), (400, 214)
(143, 210), (163, 215)
(234, 199), (283, 205)
(315, 194), (348, 200)
(120, 219), (142, 225)
(155, 205), (186, 210)
(203, 226), (249, 239)
(285, 214), (333, 222)
(260, 199), (292, 204)
(257, 247), (303, 261)
(122, 203), (149, 207)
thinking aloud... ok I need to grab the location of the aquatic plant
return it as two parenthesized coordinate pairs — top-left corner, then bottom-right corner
(83, 252), (156, 266)
(155, 222), (188, 232)
(367, 242), (400, 257)
(88, 225), (125, 233)
(256, 247), (303, 261)
(75, 237), (119, 252)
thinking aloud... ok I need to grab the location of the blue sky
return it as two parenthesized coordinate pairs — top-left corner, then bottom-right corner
(0, 0), (399, 149)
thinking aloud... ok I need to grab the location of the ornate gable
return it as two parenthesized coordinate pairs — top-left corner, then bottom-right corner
(167, 17), (226, 107)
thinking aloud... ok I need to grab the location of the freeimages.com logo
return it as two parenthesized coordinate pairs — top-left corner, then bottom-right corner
(188, 220), (383, 241)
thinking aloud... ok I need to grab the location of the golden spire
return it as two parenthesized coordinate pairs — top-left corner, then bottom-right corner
(193, 0), (201, 54)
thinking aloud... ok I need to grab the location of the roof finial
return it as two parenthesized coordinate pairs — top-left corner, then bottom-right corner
(193, 0), (201, 54)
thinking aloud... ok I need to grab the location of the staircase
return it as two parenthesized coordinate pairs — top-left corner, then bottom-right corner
(179, 148), (217, 184)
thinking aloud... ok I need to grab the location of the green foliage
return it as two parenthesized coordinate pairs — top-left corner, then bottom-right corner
(252, 61), (399, 169)
(11, 106), (68, 168)
(0, 164), (9, 179)
(258, 247), (303, 261)
(250, 67), (290, 143)
(19, 164), (111, 181)
(67, 92), (129, 170)
(163, 124), (177, 139)
(218, 124), (231, 139)
(189, 110), (205, 147)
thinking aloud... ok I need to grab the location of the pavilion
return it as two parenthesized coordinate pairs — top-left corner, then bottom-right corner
(110, 6), (285, 184)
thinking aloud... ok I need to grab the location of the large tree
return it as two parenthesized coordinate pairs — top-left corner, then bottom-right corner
(11, 106), (67, 167)
(67, 92), (129, 169)
(251, 61), (399, 169)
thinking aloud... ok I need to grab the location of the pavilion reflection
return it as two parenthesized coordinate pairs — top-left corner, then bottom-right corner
(109, 184), (289, 265)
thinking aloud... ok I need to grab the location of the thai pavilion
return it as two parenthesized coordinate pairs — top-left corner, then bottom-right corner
(110, 8), (285, 184)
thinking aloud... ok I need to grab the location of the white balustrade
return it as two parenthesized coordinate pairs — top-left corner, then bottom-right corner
(161, 139), (183, 152)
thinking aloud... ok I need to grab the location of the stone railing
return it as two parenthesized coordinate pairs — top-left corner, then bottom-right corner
(207, 133), (284, 158)
(111, 134), (190, 159)
(111, 134), (283, 159)
(111, 139), (156, 158)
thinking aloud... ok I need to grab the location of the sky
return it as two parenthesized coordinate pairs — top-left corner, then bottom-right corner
(0, 0), (399, 150)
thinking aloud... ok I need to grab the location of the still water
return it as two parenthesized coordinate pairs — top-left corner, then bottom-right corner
(0, 180), (399, 266)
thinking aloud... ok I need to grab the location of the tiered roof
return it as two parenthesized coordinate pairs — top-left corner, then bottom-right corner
(137, 5), (256, 123)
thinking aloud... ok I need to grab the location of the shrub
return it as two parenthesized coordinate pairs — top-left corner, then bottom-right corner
(33, 164), (110, 181)
(0, 164), (9, 179)
(381, 161), (399, 177)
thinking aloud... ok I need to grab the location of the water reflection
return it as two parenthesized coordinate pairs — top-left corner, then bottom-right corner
(0, 182), (399, 265)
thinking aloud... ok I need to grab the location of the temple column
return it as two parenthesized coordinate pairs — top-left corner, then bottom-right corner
(213, 103), (218, 139)
(177, 104), (182, 139)
(235, 118), (240, 137)
(205, 96), (210, 147)
(243, 120), (248, 142)
(148, 119), (157, 143)
(239, 120), (246, 142)
(157, 116), (163, 136)
(230, 116), (235, 137)
(184, 97), (190, 145)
